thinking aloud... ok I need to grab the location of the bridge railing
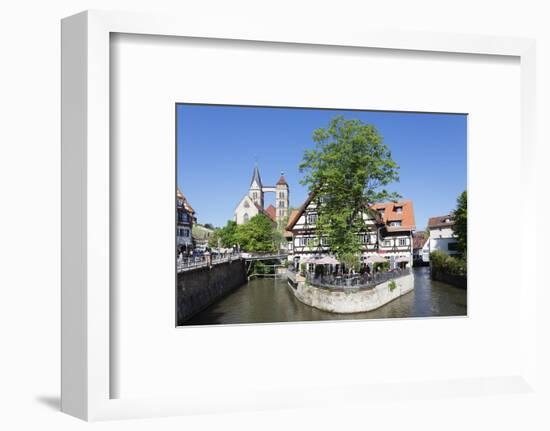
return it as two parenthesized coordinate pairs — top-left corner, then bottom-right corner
(177, 252), (242, 272)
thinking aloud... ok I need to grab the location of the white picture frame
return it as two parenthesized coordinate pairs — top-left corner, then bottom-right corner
(61, 9), (538, 421)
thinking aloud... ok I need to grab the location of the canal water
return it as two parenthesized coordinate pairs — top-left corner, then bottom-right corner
(184, 266), (467, 325)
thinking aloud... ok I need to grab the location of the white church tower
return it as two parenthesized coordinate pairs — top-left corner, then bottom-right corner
(248, 164), (264, 209)
(275, 173), (289, 228)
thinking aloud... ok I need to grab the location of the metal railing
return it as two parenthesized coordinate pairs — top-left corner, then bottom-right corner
(177, 252), (241, 272)
(304, 267), (411, 290)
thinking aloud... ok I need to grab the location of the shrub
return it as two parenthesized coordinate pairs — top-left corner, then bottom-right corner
(388, 280), (397, 292)
(430, 250), (466, 277)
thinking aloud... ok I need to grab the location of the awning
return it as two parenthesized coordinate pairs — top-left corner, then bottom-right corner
(365, 254), (387, 263)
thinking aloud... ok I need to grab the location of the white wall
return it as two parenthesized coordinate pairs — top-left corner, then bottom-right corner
(1, 1), (549, 431)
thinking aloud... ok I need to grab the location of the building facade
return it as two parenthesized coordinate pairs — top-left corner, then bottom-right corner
(427, 214), (458, 256)
(176, 188), (196, 254)
(234, 165), (289, 228)
(286, 195), (416, 268)
(413, 231), (430, 265)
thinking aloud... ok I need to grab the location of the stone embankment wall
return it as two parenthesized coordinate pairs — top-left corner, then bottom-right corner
(289, 273), (414, 314)
(177, 259), (247, 325)
(431, 272), (467, 289)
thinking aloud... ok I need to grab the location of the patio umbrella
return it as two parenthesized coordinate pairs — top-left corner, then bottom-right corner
(366, 254), (386, 264)
(316, 256), (340, 265)
(395, 256), (409, 263)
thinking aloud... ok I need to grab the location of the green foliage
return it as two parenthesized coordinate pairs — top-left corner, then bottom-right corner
(430, 250), (466, 277)
(233, 214), (278, 253)
(339, 252), (361, 273)
(388, 280), (397, 292)
(453, 190), (467, 257)
(208, 216), (279, 253)
(374, 261), (390, 272)
(253, 261), (267, 275)
(208, 220), (238, 249)
(299, 116), (400, 260)
(300, 262), (307, 276)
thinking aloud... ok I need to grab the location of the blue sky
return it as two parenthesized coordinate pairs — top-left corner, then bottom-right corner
(177, 104), (466, 230)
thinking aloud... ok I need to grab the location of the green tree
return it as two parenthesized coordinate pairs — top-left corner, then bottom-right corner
(234, 214), (278, 253)
(453, 190), (467, 257)
(299, 116), (400, 260)
(208, 220), (239, 249)
(218, 220), (238, 248)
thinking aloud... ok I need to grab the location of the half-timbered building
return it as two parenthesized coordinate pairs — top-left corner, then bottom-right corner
(286, 194), (416, 268)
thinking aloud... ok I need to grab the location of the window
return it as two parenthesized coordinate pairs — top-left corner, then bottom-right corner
(378, 208), (385, 215)
(398, 238), (407, 246)
(178, 212), (189, 223)
(448, 242), (458, 251)
(243, 213), (249, 223)
(298, 237), (307, 247)
(361, 234), (369, 244)
(320, 237), (330, 246)
(184, 229), (190, 237)
(383, 239), (392, 247)
(244, 201), (250, 208)
(395, 206), (403, 213)
(307, 213), (318, 224)
(252, 192), (257, 200)
(390, 221), (402, 227)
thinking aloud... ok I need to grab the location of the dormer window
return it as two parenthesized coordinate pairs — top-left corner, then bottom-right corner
(394, 206), (403, 213)
(444, 218), (451, 223)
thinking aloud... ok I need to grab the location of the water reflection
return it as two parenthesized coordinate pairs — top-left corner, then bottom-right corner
(183, 266), (467, 325)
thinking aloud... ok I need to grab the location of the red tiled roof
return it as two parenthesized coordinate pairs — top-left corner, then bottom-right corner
(428, 214), (454, 229)
(371, 200), (415, 230)
(265, 204), (276, 222)
(276, 174), (288, 186)
(286, 194), (415, 232)
(413, 232), (428, 249)
(253, 202), (277, 225)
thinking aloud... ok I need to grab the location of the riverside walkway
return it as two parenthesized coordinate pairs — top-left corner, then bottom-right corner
(177, 252), (288, 273)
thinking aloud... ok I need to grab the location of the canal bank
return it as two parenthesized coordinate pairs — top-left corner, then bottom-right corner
(289, 272), (415, 314)
(182, 267), (466, 325)
(177, 258), (247, 325)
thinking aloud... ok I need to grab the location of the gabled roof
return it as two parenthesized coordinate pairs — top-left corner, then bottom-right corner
(413, 232), (428, 249)
(176, 187), (195, 214)
(286, 193), (415, 232)
(371, 200), (415, 231)
(253, 202), (277, 225)
(428, 214), (454, 229)
(286, 193), (315, 230)
(265, 204), (276, 222)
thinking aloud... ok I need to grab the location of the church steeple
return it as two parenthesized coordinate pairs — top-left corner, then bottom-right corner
(250, 164), (263, 189)
(248, 164), (264, 208)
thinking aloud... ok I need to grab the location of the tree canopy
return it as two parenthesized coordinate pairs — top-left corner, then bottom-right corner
(299, 116), (400, 259)
(453, 190), (467, 257)
(209, 215), (279, 253)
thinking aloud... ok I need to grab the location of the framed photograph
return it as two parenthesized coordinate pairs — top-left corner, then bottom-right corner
(61, 10), (538, 421)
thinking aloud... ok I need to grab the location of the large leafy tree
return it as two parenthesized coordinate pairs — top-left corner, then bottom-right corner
(208, 220), (238, 248)
(299, 116), (400, 260)
(453, 190), (467, 257)
(234, 214), (278, 252)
